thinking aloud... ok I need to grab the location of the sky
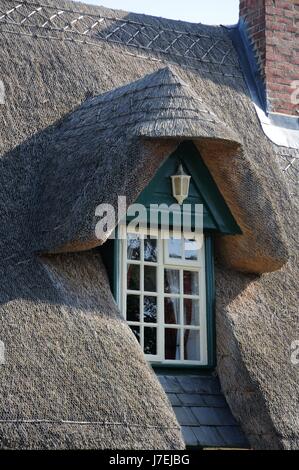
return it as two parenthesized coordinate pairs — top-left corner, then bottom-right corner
(73, 0), (240, 25)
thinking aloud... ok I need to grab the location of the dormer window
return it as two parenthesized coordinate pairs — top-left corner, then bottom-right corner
(118, 226), (207, 364)
(108, 141), (241, 368)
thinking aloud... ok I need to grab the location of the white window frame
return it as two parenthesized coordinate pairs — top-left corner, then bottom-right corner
(163, 235), (205, 267)
(118, 224), (208, 366)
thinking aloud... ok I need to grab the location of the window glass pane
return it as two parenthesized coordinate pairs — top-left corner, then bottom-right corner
(144, 266), (157, 292)
(126, 295), (140, 322)
(164, 297), (180, 325)
(164, 269), (180, 294)
(184, 299), (200, 326)
(127, 234), (140, 260)
(144, 236), (157, 262)
(184, 329), (200, 361)
(127, 264), (140, 291)
(184, 239), (198, 261)
(130, 325), (140, 343)
(124, 228), (205, 364)
(168, 238), (182, 259)
(165, 328), (180, 360)
(144, 296), (157, 323)
(144, 327), (157, 355)
(183, 270), (199, 295)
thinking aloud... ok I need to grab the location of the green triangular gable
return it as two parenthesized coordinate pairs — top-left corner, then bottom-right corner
(134, 141), (241, 234)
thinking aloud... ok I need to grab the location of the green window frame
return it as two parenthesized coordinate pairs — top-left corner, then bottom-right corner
(100, 141), (239, 369)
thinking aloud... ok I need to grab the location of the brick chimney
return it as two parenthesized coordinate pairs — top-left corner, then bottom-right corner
(239, 0), (299, 116)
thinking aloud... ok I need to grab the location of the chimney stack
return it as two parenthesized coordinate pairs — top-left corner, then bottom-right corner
(239, 0), (299, 116)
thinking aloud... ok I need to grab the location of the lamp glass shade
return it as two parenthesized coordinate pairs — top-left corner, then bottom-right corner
(170, 164), (191, 205)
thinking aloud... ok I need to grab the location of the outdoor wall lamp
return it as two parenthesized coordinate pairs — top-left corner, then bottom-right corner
(170, 163), (191, 205)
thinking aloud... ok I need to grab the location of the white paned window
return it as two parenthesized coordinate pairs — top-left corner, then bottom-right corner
(118, 226), (207, 365)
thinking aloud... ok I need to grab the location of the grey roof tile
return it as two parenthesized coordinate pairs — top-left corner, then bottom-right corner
(215, 408), (239, 426)
(157, 375), (182, 393)
(177, 393), (206, 406)
(181, 426), (198, 447)
(190, 406), (220, 425)
(173, 406), (198, 426)
(166, 393), (181, 406)
(192, 426), (225, 447)
(203, 394), (227, 408)
(190, 406), (238, 426)
(158, 374), (248, 448)
(176, 375), (221, 394)
(217, 426), (249, 448)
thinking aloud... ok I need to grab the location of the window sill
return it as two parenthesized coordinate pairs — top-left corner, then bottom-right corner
(151, 363), (215, 375)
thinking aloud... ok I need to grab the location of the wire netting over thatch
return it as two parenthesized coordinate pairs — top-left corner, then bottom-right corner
(0, 0), (241, 75)
(0, 0), (298, 450)
(0, 0), (297, 180)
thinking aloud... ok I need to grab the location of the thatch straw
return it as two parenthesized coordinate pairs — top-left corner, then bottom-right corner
(0, 0), (297, 450)
(0, 252), (183, 449)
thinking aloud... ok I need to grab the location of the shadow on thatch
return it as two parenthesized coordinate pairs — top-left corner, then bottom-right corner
(0, 0), (297, 451)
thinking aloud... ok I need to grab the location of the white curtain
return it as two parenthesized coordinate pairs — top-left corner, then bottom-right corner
(164, 269), (180, 360)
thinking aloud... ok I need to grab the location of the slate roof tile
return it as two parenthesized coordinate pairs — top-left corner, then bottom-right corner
(190, 407), (220, 425)
(158, 375), (182, 393)
(191, 406), (238, 426)
(173, 406), (198, 426)
(217, 426), (249, 448)
(158, 374), (248, 448)
(177, 393), (206, 406)
(203, 394), (227, 408)
(176, 375), (221, 394)
(166, 393), (181, 406)
(181, 426), (198, 447)
(192, 426), (225, 447)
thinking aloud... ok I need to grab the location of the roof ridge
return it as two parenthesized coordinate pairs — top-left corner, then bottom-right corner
(2, 0), (222, 34)
(52, 67), (239, 145)
(0, 0), (241, 75)
(82, 66), (193, 107)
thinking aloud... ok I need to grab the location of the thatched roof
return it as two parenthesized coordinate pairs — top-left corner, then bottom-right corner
(35, 65), (243, 254)
(59, 66), (240, 143)
(0, 252), (183, 449)
(0, 0), (298, 450)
